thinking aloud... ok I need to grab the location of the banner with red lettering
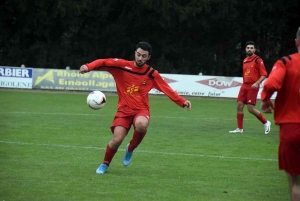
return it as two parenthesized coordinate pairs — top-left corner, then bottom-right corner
(149, 74), (276, 99)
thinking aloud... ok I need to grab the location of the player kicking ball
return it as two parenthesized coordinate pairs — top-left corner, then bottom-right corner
(79, 42), (191, 174)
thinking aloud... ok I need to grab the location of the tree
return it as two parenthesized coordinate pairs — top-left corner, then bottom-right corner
(1, 0), (299, 76)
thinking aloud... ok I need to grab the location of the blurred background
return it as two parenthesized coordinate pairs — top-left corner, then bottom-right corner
(1, 0), (299, 75)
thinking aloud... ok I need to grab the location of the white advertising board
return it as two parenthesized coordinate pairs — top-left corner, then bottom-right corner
(150, 74), (276, 99)
(0, 66), (276, 99)
(0, 67), (33, 89)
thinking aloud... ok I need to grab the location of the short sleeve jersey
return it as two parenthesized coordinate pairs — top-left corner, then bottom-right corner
(242, 55), (267, 84)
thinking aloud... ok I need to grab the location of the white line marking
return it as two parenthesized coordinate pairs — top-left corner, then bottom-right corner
(0, 111), (253, 120)
(0, 141), (277, 162)
(0, 111), (99, 116)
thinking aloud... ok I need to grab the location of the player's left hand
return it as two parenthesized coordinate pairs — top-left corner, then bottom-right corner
(184, 100), (191, 111)
(251, 82), (260, 89)
(261, 100), (274, 113)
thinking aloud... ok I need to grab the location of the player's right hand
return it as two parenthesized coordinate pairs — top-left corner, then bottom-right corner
(261, 100), (274, 113)
(79, 65), (89, 74)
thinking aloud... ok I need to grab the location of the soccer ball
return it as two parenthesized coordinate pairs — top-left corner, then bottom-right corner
(86, 91), (106, 110)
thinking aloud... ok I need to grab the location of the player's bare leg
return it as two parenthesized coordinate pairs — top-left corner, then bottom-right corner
(96, 126), (127, 174)
(109, 126), (128, 149)
(287, 173), (300, 201)
(123, 116), (149, 166)
(247, 104), (271, 134)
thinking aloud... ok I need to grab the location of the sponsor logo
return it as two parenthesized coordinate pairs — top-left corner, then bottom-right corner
(125, 84), (139, 96)
(34, 70), (54, 86)
(0, 81), (32, 88)
(244, 69), (251, 76)
(0, 67), (32, 78)
(125, 66), (132, 70)
(196, 78), (242, 89)
(32, 69), (116, 90)
(162, 77), (177, 83)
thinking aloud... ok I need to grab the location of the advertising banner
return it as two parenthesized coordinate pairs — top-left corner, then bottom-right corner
(0, 66), (33, 89)
(151, 75), (243, 98)
(152, 74), (276, 99)
(32, 69), (116, 92)
(0, 66), (276, 99)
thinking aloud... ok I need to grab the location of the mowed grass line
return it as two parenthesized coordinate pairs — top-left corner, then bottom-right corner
(0, 89), (287, 201)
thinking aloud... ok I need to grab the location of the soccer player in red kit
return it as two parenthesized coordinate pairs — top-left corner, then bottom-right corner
(261, 27), (300, 201)
(229, 41), (271, 134)
(79, 42), (191, 174)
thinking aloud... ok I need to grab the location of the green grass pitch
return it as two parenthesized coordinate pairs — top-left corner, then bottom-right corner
(0, 89), (288, 201)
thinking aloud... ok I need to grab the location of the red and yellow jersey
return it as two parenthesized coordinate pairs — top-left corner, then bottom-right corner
(86, 58), (186, 111)
(242, 55), (267, 83)
(261, 53), (300, 124)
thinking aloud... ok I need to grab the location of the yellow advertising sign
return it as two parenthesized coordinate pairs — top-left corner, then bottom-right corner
(32, 69), (116, 91)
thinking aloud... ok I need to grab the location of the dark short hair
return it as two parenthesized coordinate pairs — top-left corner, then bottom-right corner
(297, 27), (300, 39)
(136, 41), (152, 55)
(246, 41), (256, 47)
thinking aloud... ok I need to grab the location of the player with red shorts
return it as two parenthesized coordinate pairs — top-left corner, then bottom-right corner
(261, 27), (300, 201)
(79, 42), (191, 174)
(229, 41), (271, 134)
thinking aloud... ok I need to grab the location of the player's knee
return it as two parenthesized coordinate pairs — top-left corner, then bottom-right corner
(110, 137), (123, 148)
(247, 105), (255, 113)
(111, 133), (126, 148)
(135, 124), (147, 133)
(135, 121), (148, 132)
(293, 174), (300, 185)
(237, 102), (244, 111)
(134, 117), (148, 132)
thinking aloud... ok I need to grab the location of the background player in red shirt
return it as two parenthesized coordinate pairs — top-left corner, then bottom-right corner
(261, 27), (300, 201)
(229, 41), (271, 134)
(79, 42), (191, 174)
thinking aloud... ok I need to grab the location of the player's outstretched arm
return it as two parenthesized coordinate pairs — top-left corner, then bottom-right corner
(184, 100), (191, 111)
(79, 65), (89, 74)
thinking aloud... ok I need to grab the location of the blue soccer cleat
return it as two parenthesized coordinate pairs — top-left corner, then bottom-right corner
(96, 164), (108, 174)
(122, 143), (133, 167)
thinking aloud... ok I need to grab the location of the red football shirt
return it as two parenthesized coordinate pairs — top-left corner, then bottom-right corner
(86, 58), (186, 111)
(242, 55), (267, 84)
(261, 53), (300, 124)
